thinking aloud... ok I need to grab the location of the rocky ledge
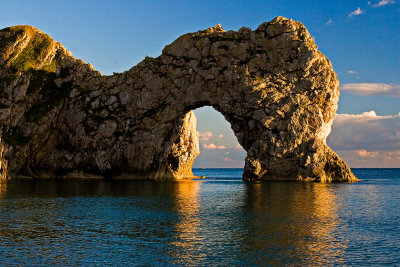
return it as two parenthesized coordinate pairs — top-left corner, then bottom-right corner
(0, 17), (357, 182)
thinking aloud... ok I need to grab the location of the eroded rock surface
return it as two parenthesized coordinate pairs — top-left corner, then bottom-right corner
(0, 17), (357, 182)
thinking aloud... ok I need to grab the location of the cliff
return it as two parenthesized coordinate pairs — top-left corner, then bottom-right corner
(0, 17), (357, 182)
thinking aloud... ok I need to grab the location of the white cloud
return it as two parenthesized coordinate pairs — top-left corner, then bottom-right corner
(234, 144), (243, 150)
(371, 0), (395, 7)
(333, 111), (400, 123)
(328, 111), (400, 167)
(349, 7), (364, 17)
(328, 111), (400, 151)
(198, 131), (213, 141)
(347, 70), (357, 74)
(356, 149), (379, 157)
(326, 19), (333, 25)
(218, 134), (224, 138)
(203, 143), (226, 150)
(193, 147), (246, 168)
(223, 157), (234, 162)
(341, 83), (400, 97)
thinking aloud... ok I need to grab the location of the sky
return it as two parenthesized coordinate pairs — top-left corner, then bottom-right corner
(0, 0), (399, 168)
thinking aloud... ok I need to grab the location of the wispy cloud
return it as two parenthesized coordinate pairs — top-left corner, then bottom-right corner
(371, 0), (395, 7)
(326, 19), (333, 25)
(356, 149), (379, 157)
(203, 143), (226, 150)
(349, 7), (364, 17)
(223, 157), (234, 162)
(198, 131), (213, 141)
(234, 144), (243, 150)
(193, 146), (246, 168)
(341, 83), (400, 97)
(334, 149), (400, 167)
(347, 70), (357, 74)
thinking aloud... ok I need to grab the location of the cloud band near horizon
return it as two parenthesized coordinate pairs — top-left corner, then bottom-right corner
(341, 83), (400, 97)
(327, 111), (400, 167)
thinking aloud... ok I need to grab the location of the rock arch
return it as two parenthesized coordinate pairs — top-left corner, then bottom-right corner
(0, 17), (357, 182)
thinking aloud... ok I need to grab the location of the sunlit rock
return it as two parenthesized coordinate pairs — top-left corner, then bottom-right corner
(0, 17), (357, 182)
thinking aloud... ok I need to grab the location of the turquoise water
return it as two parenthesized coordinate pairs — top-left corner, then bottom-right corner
(0, 168), (399, 266)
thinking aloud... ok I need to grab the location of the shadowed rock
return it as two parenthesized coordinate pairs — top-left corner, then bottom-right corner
(0, 17), (357, 182)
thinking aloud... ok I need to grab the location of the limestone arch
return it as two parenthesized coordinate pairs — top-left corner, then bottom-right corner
(0, 17), (357, 182)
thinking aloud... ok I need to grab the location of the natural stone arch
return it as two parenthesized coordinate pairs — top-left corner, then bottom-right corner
(0, 17), (357, 182)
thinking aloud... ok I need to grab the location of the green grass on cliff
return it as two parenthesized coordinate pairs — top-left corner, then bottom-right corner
(0, 26), (74, 123)
(0, 27), (24, 51)
(0, 26), (56, 73)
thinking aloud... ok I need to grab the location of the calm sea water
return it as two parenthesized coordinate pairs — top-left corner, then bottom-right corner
(0, 168), (399, 266)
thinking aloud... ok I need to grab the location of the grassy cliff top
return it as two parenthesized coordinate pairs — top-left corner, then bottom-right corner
(0, 25), (57, 73)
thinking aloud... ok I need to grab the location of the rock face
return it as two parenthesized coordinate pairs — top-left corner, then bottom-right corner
(0, 17), (357, 182)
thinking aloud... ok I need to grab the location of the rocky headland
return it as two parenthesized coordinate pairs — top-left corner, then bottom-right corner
(0, 17), (357, 182)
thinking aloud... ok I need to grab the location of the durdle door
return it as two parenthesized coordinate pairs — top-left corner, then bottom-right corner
(0, 17), (357, 182)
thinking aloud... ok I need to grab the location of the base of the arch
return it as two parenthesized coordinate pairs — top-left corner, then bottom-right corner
(242, 146), (358, 183)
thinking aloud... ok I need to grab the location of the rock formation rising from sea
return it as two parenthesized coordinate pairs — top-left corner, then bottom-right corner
(0, 17), (357, 182)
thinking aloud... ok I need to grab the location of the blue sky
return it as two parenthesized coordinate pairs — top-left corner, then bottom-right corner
(1, 0), (399, 167)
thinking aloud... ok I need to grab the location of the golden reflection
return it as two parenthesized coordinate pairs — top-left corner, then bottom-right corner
(245, 182), (347, 265)
(307, 183), (347, 264)
(0, 181), (6, 198)
(169, 180), (204, 265)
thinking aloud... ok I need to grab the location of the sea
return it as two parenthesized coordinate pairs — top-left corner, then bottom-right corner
(0, 168), (399, 266)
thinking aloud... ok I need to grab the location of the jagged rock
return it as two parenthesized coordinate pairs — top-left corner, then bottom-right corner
(0, 17), (357, 182)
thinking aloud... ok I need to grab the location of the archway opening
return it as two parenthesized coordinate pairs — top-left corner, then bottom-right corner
(192, 106), (246, 169)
